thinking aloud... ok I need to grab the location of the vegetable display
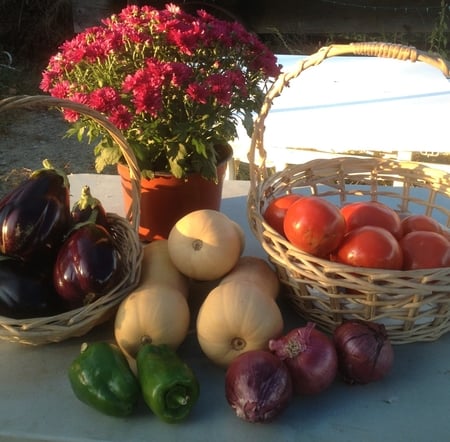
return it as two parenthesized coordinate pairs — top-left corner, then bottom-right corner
(136, 343), (200, 424)
(68, 342), (140, 417)
(3, 169), (436, 426)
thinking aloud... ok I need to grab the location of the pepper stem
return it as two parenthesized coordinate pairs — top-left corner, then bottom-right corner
(166, 386), (189, 409)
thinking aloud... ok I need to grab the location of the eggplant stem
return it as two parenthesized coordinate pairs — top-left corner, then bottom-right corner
(36, 159), (70, 189)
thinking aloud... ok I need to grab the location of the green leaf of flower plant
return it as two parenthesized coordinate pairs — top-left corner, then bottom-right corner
(95, 144), (122, 173)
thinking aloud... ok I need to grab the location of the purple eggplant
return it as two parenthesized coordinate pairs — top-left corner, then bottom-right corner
(71, 185), (109, 228)
(0, 159), (71, 262)
(0, 255), (62, 318)
(53, 222), (122, 309)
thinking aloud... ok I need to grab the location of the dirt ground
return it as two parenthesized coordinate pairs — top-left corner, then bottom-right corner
(0, 108), (108, 195)
(1, 109), (96, 170)
(0, 50), (108, 195)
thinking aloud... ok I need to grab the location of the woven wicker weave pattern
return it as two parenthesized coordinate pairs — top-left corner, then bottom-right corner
(0, 95), (143, 345)
(247, 43), (450, 344)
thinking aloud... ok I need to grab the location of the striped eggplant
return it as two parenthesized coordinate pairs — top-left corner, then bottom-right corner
(53, 222), (122, 309)
(0, 255), (62, 318)
(71, 185), (109, 228)
(0, 160), (71, 262)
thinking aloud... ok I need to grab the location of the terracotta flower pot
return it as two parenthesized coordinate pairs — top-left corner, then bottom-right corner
(117, 144), (233, 241)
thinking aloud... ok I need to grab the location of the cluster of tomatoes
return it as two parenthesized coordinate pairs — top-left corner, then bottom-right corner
(263, 194), (450, 271)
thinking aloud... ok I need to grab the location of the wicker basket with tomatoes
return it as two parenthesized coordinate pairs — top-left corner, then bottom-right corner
(0, 96), (143, 345)
(247, 42), (450, 344)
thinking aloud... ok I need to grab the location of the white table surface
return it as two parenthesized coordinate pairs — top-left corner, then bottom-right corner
(0, 174), (449, 442)
(231, 54), (450, 170)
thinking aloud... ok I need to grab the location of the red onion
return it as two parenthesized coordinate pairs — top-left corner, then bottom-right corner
(333, 320), (394, 384)
(269, 322), (338, 395)
(225, 350), (293, 423)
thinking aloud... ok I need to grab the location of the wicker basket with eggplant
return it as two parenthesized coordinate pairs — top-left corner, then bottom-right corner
(0, 96), (143, 345)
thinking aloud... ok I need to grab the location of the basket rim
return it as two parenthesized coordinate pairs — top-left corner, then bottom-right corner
(249, 155), (450, 277)
(248, 42), (450, 187)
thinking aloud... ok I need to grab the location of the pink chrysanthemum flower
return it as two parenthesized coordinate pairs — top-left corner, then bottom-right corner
(40, 3), (280, 180)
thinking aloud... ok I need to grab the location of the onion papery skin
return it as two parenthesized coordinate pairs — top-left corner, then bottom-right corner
(269, 322), (338, 395)
(225, 350), (293, 423)
(333, 320), (394, 385)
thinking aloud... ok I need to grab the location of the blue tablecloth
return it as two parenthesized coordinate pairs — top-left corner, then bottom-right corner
(0, 175), (448, 442)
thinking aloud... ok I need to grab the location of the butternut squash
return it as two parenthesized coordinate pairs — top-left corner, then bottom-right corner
(114, 284), (190, 360)
(140, 239), (189, 298)
(230, 220), (246, 255)
(220, 256), (280, 299)
(167, 209), (243, 281)
(196, 280), (284, 366)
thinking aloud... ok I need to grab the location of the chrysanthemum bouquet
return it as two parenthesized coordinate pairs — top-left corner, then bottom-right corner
(40, 3), (280, 180)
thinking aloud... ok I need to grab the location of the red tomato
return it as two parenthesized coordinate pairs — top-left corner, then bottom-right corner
(400, 231), (450, 270)
(444, 230), (450, 242)
(263, 194), (302, 236)
(333, 226), (403, 270)
(283, 196), (346, 257)
(400, 214), (443, 236)
(341, 201), (402, 239)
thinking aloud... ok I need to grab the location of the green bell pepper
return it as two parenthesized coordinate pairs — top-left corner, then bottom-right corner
(136, 343), (200, 423)
(68, 342), (140, 417)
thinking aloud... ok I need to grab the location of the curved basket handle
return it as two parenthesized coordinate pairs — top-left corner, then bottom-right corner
(249, 42), (450, 188)
(0, 95), (141, 231)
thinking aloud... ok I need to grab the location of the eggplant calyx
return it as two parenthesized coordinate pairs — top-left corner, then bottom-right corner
(65, 211), (102, 239)
(73, 185), (102, 212)
(31, 159), (70, 189)
(84, 291), (98, 306)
